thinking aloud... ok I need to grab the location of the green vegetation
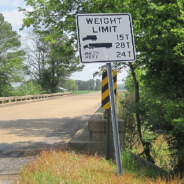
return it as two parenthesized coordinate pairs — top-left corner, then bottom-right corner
(121, 150), (168, 179)
(66, 79), (78, 92)
(126, 1), (184, 175)
(72, 90), (100, 95)
(75, 79), (101, 91)
(16, 81), (42, 96)
(0, 13), (25, 97)
(117, 92), (184, 179)
(90, 0), (184, 175)
(22, 31), (84, 93)
(117, 91), (126, 97)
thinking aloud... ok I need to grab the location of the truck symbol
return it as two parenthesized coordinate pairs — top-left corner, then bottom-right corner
(83, 43), (112, 49)
(82, 35), (97, 41)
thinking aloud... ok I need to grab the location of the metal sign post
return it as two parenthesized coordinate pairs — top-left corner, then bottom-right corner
(106, 63), (123, 175)
(106, 108), (111, 160)
(76, 13), (136, 176)
(101, 69), (117, 161)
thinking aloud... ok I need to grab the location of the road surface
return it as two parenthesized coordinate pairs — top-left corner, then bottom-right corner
(0, 92), (101, 183)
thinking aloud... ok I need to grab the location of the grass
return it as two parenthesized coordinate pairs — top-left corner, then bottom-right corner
(121, 150), (169, 179)
(15, 149), (184, 184)
(71, 90), (100, 95)
(117, 91), (125, 119)
(117, 90), (126, 98)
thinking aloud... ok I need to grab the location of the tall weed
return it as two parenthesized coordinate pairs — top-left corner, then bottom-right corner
(15, 149), (184, 184)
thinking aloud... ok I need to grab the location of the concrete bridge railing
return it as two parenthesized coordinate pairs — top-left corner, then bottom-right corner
(69, 107), (125, 158)
(0, 92), (72, 106)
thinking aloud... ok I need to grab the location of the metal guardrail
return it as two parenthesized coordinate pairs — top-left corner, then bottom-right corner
(0, 92), (72, 105)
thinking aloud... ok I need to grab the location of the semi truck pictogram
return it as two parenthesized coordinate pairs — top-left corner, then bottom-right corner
(83, 43), (112, 49)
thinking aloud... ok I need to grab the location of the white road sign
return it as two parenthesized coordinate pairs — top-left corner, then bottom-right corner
(76, 13), (136, 63)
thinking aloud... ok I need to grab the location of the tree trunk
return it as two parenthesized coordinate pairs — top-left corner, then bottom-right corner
(129, 63), (154, 164)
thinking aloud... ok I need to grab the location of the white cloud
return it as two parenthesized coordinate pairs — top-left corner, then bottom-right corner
(1, 1), (33, 31)
(1, 10), (25, 28)
(0, 0), (23, 8)
(0, 0), (12, 7)
(12, 0), (23, 7)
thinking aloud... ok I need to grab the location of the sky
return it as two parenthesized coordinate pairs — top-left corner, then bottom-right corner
(0, 0), (128, 84)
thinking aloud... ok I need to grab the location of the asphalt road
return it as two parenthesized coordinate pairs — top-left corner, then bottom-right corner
(0, 92), (101, 183)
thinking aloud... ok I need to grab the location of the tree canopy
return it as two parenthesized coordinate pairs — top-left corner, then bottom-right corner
(66, 79), (77, 92)
(0, 13), (25, 96)
(22, 30), (84, 93)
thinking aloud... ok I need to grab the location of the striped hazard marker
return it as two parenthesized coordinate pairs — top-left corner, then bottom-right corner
(102, 69), (117, 109)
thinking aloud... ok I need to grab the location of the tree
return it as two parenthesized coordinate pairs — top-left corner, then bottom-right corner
(19, 0), (80, 42)
(75, 80), (88, 90)
(66, 79), (77, 92)
(0, 72), (12, 96)
(128, 0), (184, 99)
(22, 30), (49, 81)
(39, 35), (84, 93)
(92, 0), (184, 170)
(17, 80), (42, 96)
(87, 79), (95, 90)
(23, 31), (84, 93)
(127, 0), (184, 174)
(75, 80), (82, 90)
(0, 13), (25, 96)
(72, 83), (78, 92)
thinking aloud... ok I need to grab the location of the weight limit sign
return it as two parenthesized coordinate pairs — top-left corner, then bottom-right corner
(76, 13), (136, 63)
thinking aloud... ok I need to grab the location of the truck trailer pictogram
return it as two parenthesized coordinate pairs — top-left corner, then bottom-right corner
(83, 43), (112, 49)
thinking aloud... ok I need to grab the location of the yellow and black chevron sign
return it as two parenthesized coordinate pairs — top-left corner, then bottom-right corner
(102, 69), (117, 109)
